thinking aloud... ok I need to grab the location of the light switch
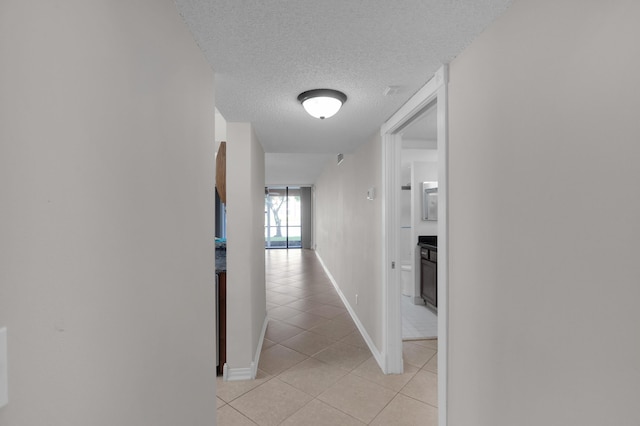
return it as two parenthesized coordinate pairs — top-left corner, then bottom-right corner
(0, 327), (7, 408)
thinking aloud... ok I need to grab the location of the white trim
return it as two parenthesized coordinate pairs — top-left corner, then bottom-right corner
(222, 363), (253, 381)
(436, 69), (449, 426)
(223, 315), (269, 381)
(380, 131), (403, 374)
(311, 185), (316, 250)
(380, 65), (449, 426)
(380, 68), (447, 135)
(314, 251), (385, 368)
(252, 316), (269, 378)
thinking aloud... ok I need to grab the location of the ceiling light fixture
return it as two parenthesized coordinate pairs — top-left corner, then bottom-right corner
(297, 89), (347, 120)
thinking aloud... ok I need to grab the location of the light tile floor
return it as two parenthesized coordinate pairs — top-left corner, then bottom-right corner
(217, 249), (438, 426)
(402, 295), (438, 340)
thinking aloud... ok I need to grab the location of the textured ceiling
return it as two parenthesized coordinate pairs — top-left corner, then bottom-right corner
(175, 0), (513, 183)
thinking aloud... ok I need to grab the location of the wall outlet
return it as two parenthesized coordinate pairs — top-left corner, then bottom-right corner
(367, 187), (375, 201)
(355, 294), (358, 305)
(0, 327), (7, 408)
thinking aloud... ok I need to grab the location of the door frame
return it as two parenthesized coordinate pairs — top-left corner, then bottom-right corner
(380, 65), (449, 426)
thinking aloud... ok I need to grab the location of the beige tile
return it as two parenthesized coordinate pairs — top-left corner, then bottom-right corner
(280, 331), (336, 356)
(282, 312), (329, 330)
(268, 285), (307, 298)
(403, 341), (437, 368)
(411, 338), (438, 350)
(307, 304), (347, 319)
(266, 292), (299, 306)
(332, 314), (357, 327)
(230, 378), (312, 426)
(340, 330), (369, 349)
(307, 293), (343, 305)
(267, 305), (302, 320)
(216, 396), (226, 409)
(351, 357), (419, 392)
(284, 298), (323, 311)
(285, 273), (304, 281)
(325, 298), (347, 308)
(318, 374), (397, 424)
(216, 404), (258, 426)
(264, 320), (304, 343)
(333, 311), (355, 323)
(423, 350), (438, 373)
(309, 319), (357, 340)
(266, 284), (290, 294)
(307, 277), (333, 286)
(302, 284), (334, 295)
(286, 279), (312, 289)
(216, 369), (272, 403)
(370, 394), (438, 426)
(265, 302), (278, 311)
(281, 399), (365, 426)
(400, 369), (438, 407)
(288, 287), (315, 298)
(313, 341), (372, 371)
(300, 270), (326, 279)
(265, 289), (283, 299)
(277, 357), (348, 396)
(258, 344), (307, 375)
(265, 278), (289, 287)
(261, 338), (276, 351)
(272, 276), (297, 285)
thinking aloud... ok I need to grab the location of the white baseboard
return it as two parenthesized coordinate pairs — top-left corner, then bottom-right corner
(223, 363), (253, 381)
(223, 315), (269, 381)
(314, 251), (385, 371)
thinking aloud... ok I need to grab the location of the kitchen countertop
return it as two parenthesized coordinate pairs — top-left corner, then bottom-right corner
(418, 235), (437, 251)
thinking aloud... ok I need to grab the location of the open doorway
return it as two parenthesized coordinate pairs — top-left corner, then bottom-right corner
(265, 186), (313, 249)
(265, 186), (302, 249)
(397, 105), (439, 340)
(381, 66), (448, 426)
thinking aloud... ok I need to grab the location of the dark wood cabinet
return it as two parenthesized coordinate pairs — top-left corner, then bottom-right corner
(420, 247), (437, 308)
(217, 272), (226, 375)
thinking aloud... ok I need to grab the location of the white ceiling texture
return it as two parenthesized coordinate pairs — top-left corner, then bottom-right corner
(174, 0), (513, 184)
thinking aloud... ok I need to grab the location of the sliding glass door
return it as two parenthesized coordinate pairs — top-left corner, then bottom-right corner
(265, 187), (302, 249)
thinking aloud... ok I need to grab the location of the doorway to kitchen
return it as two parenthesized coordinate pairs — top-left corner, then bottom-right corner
(381, 65), (448, 426)
(397, 105), (439, 341)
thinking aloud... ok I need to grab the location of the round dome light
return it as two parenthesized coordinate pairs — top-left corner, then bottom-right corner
(297, 89), (347, 119)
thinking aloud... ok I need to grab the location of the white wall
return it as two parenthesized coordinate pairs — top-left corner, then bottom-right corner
(448, 0), (640, 424)
(315, 134), (383, 351)
(215, 108), (228, 151)
(226, 123), (267, 374)
(0, 1), (217, 425)
(401, 148), (437, 164)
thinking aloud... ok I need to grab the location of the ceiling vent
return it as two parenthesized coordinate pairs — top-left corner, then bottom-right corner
(383, 85), (402, 96)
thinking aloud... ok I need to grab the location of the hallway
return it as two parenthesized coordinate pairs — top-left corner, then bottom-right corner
(216, 249), (438, 425)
